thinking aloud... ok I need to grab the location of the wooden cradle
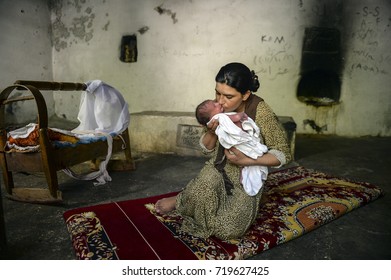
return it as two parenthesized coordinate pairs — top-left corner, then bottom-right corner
(0, 80), (135, 203)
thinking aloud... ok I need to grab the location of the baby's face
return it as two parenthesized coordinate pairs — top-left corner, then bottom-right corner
(206, 101), (224, 117)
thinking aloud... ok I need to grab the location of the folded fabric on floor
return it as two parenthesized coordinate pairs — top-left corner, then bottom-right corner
(63, 166), (383, 260)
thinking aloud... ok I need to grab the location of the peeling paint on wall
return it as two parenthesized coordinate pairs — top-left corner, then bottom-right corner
(154, 5), (178, 24)
(103, 21), (110, 31)
(70, 13), (95, 42)
(48, 0), (97, 51)
(138, 26), (149, 34)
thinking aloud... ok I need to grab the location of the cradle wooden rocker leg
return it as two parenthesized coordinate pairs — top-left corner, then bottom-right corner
(0, 80), (135, 204)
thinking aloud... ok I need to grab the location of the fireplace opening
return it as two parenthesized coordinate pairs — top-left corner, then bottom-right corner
(297, 27), (342, 106)
(297, 69), (341, 106)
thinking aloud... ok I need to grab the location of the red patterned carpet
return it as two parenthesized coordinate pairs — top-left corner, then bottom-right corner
(63, 166), (383, 260)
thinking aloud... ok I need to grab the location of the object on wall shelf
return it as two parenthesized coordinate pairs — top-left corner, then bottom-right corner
(120, 35), (137, 63)
(297, 27), (342, 106)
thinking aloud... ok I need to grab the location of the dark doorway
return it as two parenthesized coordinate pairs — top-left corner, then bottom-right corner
(297, 27), (342, 106)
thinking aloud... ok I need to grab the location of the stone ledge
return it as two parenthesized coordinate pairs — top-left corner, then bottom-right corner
(129, 111), (296, 157)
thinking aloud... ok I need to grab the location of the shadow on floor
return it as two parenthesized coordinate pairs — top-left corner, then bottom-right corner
(1, 134), (390, 260)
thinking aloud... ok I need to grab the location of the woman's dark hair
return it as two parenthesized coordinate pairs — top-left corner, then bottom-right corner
(215, 62), (260, 94)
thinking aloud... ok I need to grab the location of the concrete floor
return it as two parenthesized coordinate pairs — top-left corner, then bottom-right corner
(0, 134), (390, 260)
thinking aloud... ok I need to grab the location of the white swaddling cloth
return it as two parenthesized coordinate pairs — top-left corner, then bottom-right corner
(208, 113), (268, 196)
(63, 80), (130, 186)
(73, 80), (129, 135)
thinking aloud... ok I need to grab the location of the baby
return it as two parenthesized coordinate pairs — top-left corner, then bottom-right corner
(196, 99), (248, 128)
(195, 99), (268, 196)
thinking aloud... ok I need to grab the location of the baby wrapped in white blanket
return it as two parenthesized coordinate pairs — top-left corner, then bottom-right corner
(196, 99), (268, 196)
(209, 113), (268, 196)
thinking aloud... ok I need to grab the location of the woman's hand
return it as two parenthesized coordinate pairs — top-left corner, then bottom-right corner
(225, 147), (282, 167)
(224, 147), (253, 166)
(206, 118), (219, 134)
(201, 119), (219, 150)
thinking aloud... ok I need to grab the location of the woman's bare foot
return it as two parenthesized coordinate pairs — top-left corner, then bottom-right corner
(155, 196), (177, 214)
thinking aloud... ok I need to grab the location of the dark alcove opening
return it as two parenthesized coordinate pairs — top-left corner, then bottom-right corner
(297, 70), (341, 106)
(297, 27), (342, 106)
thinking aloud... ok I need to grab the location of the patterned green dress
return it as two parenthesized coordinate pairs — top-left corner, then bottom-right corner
(175, 97), (292, 240)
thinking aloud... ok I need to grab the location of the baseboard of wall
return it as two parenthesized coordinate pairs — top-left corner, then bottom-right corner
(129, 111), (296, 157)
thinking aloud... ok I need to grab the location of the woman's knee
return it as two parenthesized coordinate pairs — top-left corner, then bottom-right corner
(215, 224), (247, 240)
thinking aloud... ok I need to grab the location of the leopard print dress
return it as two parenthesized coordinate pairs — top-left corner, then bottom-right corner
(175, 98), (292, 240)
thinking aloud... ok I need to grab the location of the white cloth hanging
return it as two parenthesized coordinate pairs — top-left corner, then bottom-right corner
(62, 132), (113, 186)
(73, 80), (129, 135)
(62, 80), (130, 186)
(208, 113), (268, 196)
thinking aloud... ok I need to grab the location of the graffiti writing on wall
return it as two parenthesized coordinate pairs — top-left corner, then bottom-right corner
(253, 36), (295, 80)
(176, 125), (204, 149)
(348, 5), (391, 77)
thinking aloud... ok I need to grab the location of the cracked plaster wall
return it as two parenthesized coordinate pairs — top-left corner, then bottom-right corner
(0, 0), (54, 125)
(1, 0), (390, 136)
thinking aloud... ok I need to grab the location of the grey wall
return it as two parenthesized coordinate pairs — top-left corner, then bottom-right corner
(1, 0), (390, 136)
(0, 0), (54, 125)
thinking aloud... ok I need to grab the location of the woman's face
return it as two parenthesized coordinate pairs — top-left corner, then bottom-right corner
(205, 101), (224, 117)
(214, 82), (250, 113)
